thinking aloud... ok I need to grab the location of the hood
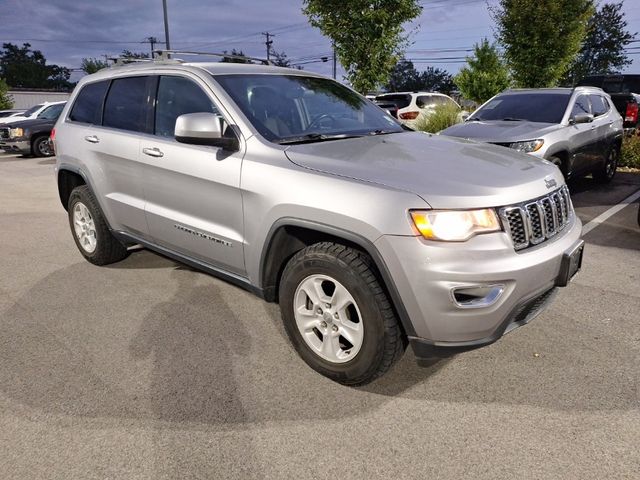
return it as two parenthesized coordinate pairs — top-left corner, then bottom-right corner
(1, 118), (55, 129)
(441, 120), (561, 143)
(284, 131), (564, 209)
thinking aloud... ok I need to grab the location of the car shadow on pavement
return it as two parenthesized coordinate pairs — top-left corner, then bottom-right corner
(0, 252), (637, 436)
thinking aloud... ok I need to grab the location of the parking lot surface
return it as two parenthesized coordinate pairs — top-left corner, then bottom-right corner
(1, 152), (639, 479)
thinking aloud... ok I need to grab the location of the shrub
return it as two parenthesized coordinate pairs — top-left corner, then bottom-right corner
(413, 103), (462, 134)
(620, 134), (640, 169)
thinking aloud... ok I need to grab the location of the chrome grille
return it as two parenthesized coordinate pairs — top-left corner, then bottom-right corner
(0, 127), (9, 140)
(499, 185), (573, 251)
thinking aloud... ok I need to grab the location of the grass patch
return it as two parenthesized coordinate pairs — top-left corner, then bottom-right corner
(620, 134), (640, 169)
(413, 103), (462, 134)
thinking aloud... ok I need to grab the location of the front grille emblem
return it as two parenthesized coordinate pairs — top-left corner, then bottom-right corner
(544, 177), (557, 189)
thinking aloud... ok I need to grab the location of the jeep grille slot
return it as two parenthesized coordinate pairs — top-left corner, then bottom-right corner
(499, 185), (573, 251)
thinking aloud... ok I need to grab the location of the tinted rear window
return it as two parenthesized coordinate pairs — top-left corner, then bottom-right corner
(471, 93), (571, 123)
(375, 94), (411, 109)
(589, 95), (609, 117)
(103, 76), (150, 132)
(69, 81), (109, 124)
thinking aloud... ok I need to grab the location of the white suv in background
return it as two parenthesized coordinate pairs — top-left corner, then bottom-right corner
(375, 91), (465, 126)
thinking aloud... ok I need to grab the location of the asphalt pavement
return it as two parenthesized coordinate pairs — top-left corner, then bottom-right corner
(0, 153), (639, 479)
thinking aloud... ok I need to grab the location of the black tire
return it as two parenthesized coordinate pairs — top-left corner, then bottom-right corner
(279, 242), (405, 386)
(32, 135), (53, 157)
(593, 145), (619, 184)
(548, 156), (567, 177)
(67, 185), (129, 265)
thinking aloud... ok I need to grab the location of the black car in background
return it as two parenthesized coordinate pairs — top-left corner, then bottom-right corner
(0, 102), (65, 157)
(577, 74), (640, 131)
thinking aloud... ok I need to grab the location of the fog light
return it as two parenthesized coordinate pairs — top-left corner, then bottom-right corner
(451, 284), (505, 309)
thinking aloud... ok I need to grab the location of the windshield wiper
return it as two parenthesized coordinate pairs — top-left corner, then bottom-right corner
(367, 129), (402, 136)
(276, 133), (366, 145)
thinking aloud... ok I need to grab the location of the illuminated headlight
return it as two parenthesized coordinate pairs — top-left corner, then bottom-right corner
(410, 209), (501, 241)
(9, 127), (24, 138)
(508, 139), (543, 153)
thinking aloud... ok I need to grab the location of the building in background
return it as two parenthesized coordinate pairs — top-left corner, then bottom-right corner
(8, 89), (72, 109)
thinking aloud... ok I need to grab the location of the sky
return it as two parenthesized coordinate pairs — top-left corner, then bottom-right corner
(0, 0), (639, 84)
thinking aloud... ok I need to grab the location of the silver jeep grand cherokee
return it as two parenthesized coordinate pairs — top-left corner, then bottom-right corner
(53, 58), (584, 385)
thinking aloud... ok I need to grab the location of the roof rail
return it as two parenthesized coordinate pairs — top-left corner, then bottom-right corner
(153, 49), (273, 65)
(109, 56), (155, 67)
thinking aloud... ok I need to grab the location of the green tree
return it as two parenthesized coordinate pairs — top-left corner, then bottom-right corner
(386, 61), (455, 93)
(0, 78), (13, 109)
(454, 39), (511, 104)
(386, 59), (421, 91)
(420, 66), (455, 94)
(220, 49), (253, 64)
(564, 1), (637, 85)
(0, 43), (72, 90)
(303, 0), (422, 93)
(81, 57), (109, 75)
(492, 0), (594, 87)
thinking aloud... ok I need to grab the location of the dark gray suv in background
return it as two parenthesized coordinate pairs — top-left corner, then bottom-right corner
(441, 87), (624, 183)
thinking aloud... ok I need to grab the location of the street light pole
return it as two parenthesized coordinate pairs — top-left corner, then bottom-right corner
(162, 0), (171, 51)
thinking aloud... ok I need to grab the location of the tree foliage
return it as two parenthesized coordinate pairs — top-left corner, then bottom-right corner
(0, 78), (13, 109)
(220, 49), (253, 64)
(492, 0), (594, 87)
(81, 57), (109, 75)
(564, 1), (636, 85)
(0, 43), (71, 90)
(303, 0), (422, 93)
(270, 50), (303, 69)
(385, 60), (454, 93)
(454, 39), (511, 104)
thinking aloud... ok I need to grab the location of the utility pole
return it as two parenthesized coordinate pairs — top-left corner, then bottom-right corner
(332, 44), (337, 79)
(162, 0), (171, 50)
(144, 36), (159, 57)
(262, 32), (274, 61)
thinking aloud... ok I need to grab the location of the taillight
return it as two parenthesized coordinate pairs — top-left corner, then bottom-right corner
(399, 111), (420, 120)
(49, 128), (56, 155)
(625, 102), (638, 123)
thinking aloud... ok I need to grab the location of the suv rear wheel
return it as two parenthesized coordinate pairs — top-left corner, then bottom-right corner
(593, 145), (619, 184)
(68, 185), (129, 265)
(279, 242), (405, 385)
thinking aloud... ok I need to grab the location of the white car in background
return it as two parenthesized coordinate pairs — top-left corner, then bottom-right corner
(0, 101), (66, 125)
(375, 91), (465, 126)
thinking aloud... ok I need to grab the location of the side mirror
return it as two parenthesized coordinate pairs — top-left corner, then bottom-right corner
(570, 113), (594, 125)
(175, 112), (239, 151)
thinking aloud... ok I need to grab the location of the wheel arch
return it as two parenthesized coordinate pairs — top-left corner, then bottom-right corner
(57, 165), (88, 211)
(259, 218), (417, 337)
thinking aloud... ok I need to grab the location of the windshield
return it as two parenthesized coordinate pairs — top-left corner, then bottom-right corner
(22, 104), (44, 117)
(37, 103), (65, 120)
(471, 93), (571, 123)
(214, 74), (404, 143)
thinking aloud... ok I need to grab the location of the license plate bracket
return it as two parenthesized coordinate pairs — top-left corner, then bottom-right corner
(556, 240), (585, 287)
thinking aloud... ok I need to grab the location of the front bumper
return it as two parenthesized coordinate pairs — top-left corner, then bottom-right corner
(375, 213), (583, 357)
(0, 139), (30, 154)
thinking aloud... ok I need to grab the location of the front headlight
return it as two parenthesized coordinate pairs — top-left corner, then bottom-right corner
(9, 127), (24, 138)
(508, 139), (543, 153)
(410, 209), (501, 241)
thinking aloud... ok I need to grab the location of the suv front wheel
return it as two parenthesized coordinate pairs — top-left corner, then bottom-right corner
(68, 185), (130, 265)
(279, 242), (405, 385)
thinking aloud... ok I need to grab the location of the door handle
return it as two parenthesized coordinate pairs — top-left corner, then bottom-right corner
(84, 135), (99, 144)
(142, 147), (164, 158)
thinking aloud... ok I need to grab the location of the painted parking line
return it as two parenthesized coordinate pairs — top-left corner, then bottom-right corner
(581, 187), (640, 235)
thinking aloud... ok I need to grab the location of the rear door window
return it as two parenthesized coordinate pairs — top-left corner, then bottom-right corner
(589, 95), (609, 117)
(154, 76), (219, 138)
(69, 81), (110, 124)
(103, 76), (151, 133)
